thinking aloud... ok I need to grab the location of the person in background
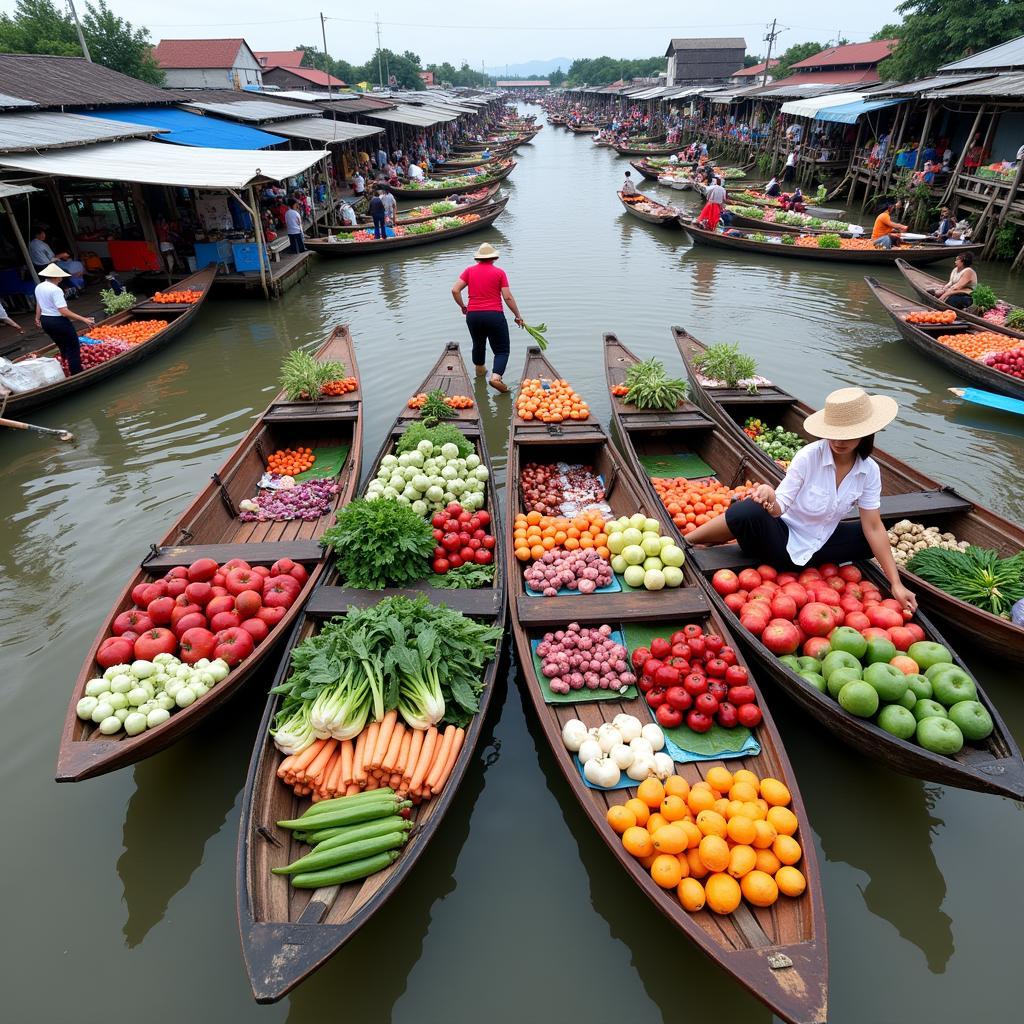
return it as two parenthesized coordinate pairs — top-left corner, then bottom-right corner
(964, 134), (987, 175)
(781, 147), (798, 184)
(922, 138), (938, 164)
(697, 176), (727, 231)
(872, 199), (908, 249)
(357, 148), (370, 168)
(450, 242), (525, 395)
(481, 147), (492, 160)
(0, 299), (24, 335)
(33, 263), (94, 375)
(407, 161), (425, 182)
(930, 206), (955, 241)
(284, 200), (305, 254)
(352, 170), (366, 197)
(29, 227), (85, 295)
(336, 198), (358, 228)
(621, 170), (638, 195)
(764, 176), (781, 197)
(379, 187), (397, 226)
(930, 252), (977, 309)
(376, 144), (388, 170)
(369, 189), (388, 240)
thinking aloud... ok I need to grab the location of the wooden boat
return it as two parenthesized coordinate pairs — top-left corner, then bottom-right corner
(617, 190), (681, 227)
(508, 345), (828, 1024)
(384, 160), (516, 200)
(306, 198), (508, 258)
(54, 327), (364, 783)
(3, 267), (216, 415)
(681, 221), (983, 266)
(896, 259), (1024, 339)
(354, 183), (500, 228)
(867, 277), (1024, 401)
(613, 140), (683, 157)
(237, 342), (505, 1002)
(672, 326), (1024, 663)
(604, 332), (1024, 796)
(567, 123), (600, 134)
(727, 211), (862, 236)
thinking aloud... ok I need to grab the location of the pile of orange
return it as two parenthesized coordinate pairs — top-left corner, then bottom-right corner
(905, 309), (956, 325)
(267, 447), (315, 474)
(652, 476), (756, 535)
(607, 769), (807, 915)
(407, 392), (474, 409)
(88, 320), (169, 346)
(516, 378), (590, 422)
(513, 509), (608, 561)
(320, 377), (358, 397)
(610, 384), (629, 397)
(794, 236), (880, 250)
(151, 290), (202, 304)
(937, 332), (1023, 360)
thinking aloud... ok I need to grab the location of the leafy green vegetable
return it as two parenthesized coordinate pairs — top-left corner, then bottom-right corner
(429, 201), (458, 214)
(523, 322), (549, 351)
(321, 498), (435, 590)
(100, 288), (137, 314)
(817, 234), (843, 249)
(430, 563), (496, 589)
(407, 220), (440, 235)
(280, 349), (347, 400)
(906, 546), (1024, 618)
(781, 234), (795, 245)
(1005, 308), (1024, 330)
(396, 421), (473, 458)
(623, 357), (689, 410)
(420, 389), (456, 423)
(693, 343), (758, 390)
(970, 284), (999, 314)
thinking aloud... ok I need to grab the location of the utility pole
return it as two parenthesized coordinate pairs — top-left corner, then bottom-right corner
(320, 13), (333, 102)
(67, 0), (91, 62)
(762, 18), (781, 88)
(375, 13), (384, 89)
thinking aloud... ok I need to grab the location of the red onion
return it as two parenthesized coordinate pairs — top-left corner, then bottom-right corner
(537, 622), (635, 694)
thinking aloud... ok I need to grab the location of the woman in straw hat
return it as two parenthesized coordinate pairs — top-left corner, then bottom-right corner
(686, 387), (917, 613)
(451, 242), (525, 393)
(33, 263), (95, 376)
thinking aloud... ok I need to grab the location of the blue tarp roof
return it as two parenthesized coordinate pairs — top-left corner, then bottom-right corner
(815, 97), (904, 124)
(83, 106), (286, 150)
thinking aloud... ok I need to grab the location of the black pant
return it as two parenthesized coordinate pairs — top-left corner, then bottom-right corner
(781, 165), (795, 183)
(724, 498), (871, 570)
(41, 314), (81, 375)
(372, 213), (387, 239)
(946, 292), (972, 310)
(288, 233), (305, 254)
(465, 310), (510, 376)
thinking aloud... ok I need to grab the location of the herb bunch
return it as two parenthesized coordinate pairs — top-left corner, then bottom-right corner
(420, 389), (456, 423)
(907, 546), (1024, 618)
(693, 342), (758, 390)
(280, 350), (347, 400)
(623, 357), (689, 410)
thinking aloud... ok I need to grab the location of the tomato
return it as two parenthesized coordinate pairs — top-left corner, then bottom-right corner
(173, 612), (207, 638)
(433, 557), (450, 574)
(705, 657), (729, 678)
(642, 658), (663, 680)
(650, 637), (671, 660)
(170, 602), (202, 628)
(448, 554), (464, 568)
(131, 582), (151, 606)
(235, 590), (263, 620)
(716, 701), (739, 728)
(631, 647), (651, 669)
(664, 686), (692, 711)
(482, 535), (496, 549)
(645, 686), (667, 709)
(263, 575), (300, 609)
(712, 569), (739, 595)
(656, 703), (682, 728)
(476, 509), (491, 527)
(718, 646), (737, 666)
(113, 609), (153, 636)
(442, 532), (461, 552)
(146, 596), (175, 626)
(682, 624), (703, 640)
(251, 565), (271, 579)
(724, 593), (746, 613)
(184, 581), (212, 606)
(686, 710), (713, 733)
(737, 568), (763, 591)
(709, 680), (729, 701)
(166, 578), (188, 598)
(212, 572), (225, 588)
(256, 606), (287, 627)
(432, 512), (447, 529)
(134, 627), (177, 661)
(756, 564), (778, 582)
(221, 559), (251, 576)
(97, 635), (135, 669)
(270, 557), (297, 576)
(165, 566), (189, 581)
(140, 580), (168, 606)
(206, 595), (235, 618)
(687, 637), (706, 658)
(737, 703), (763, 728)
(474, 548), (492, 564)
(212, 627), (254, 666)
(838, 564), (862, 583)
(695, 692), (719, 715)
(867, 605), (903, 630)
(887, 625), (916, 651)
(904, 623), (926, 643)
(226, 567), (264, 596)
(728, 685), (756, 706)
(187, 557), (219, 582)
(683, 672), (708, 696)
(704, 634), (724, 654)
(285, 563), (309, 585)
(654, 664), (681, 687)
(240, 618), (269, 644)
(818, 563), (839, 579)
(179, 627), (216, 663)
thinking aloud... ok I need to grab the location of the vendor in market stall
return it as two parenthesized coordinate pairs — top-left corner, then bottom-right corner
(29, 227), (86, 295)
(33, 264), (95, 376)
(0, 300), (24, 335)
(927, 252), (977, 310)
(684, 387), (917, 614)
(621, 171), (638, 196)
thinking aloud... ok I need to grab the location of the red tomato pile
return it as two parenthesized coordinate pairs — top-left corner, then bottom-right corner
(984, 349), (1024, 379)
(712, 563), (923, 657)
(430, 502), (495, 573)
(631, 625), (762, 734)
(96, 556), (309, 671)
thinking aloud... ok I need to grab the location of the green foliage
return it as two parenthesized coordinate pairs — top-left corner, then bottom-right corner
(565, 55), (665, 86)
(970, 283), (999, 313)
(871, 23), (902, 40)
(424, 60), (492, 88)
(279, 349), (347, 400)
(878, 0), (1024, 81)
(430, 563), (495, 589)
(995, 223), (1020, 261)
(742, 53), (764, 67)
(296, 43), (424, 89)
(907, 545), (1024, 617)
(623, 357), (689, 410)
(548, 68), (567, 86)
(99, 288), (136, 314)
(772, 41), (824, 79)
(781, 234), (795, 245)
(419, 389), (456, 423)
(693, 343), (758, 389)
(1006, 308), (1024, 329)
(396, 421), (474, 458)
(817, 234), (843, 249)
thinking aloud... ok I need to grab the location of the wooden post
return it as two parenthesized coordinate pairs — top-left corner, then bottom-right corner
(229, 186), (269, 301)
(3, 197), (39, 284)
(44, 178), (80, 260)
(942, 105), (986, 206)
(912, 101), (936, 172)
(879, 102), (911, 197)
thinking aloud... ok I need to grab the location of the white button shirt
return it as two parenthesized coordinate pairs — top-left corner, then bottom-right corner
(774, 439), (881, 565)
(34, 280), (67, 317)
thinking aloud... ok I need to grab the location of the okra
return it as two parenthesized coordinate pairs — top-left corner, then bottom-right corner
(274, 831), (408, 876)
(290, 850), (400, 889)
(297, 788), (394, 819)
(308, 815), (412, 849)
(277, 796), (408, 831)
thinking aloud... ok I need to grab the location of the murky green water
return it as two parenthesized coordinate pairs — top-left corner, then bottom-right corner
(3, 104), (1023, 1024)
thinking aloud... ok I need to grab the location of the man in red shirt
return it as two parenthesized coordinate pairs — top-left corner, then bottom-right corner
(451, 242), (525, 393)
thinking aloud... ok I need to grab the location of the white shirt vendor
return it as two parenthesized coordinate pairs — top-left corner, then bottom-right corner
(284, 208), (303, 235)
(34, 279), (67, 317)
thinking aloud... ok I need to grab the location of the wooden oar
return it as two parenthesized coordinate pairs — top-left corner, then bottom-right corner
(949, 387), (1024, 418)
(0, 415), (75, 441)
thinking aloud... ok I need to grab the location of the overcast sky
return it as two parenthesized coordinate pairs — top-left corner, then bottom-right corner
(4, 0), (903, 67)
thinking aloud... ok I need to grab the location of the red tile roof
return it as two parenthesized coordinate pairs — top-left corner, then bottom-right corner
(782, 68), (882, 84)
(789, 39), (898, 69)
(272, 65), (345, 87)
(733, 60), (779, 77)
(153, 38), (249, 69)
(256, 50), (305, 68)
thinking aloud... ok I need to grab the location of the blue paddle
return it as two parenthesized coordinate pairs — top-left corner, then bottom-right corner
(949, 387), (1024, 417)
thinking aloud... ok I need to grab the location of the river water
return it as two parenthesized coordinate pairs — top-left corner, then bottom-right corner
(3, 104), (1023, 1024)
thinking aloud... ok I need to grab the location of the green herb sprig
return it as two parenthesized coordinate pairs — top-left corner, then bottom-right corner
(523, 323), (550, 351)
(906, 546), (1024, 618)
(280, 350), (347, 400)
(430, 563), (496, 589)
(623, 357), (689, 410)
(692, 342), (758, 390)
(420, 389), (456, 422)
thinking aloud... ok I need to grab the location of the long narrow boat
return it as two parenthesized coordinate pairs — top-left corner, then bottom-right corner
(237, 342), (505, 1002)
(54, 326), (363, 782)
(508, 345), (828, 1024)
(613, 140), (684, 157)
(567, 123), (600, 134)
(681, 221), (983, 266)
(617, 190), (681, 227)
(866, 277), (1024, 400)
(307, 198), (508, 258)
(896, 259), (1024, 339)
(438, 150), (509, 170)
(3, 266), (216, 414)
(604, 333), (1024, 795)
(727, 210), (863, 236)
(384, 160), (516, 200)
(671, 326), (1024, 662)
(354, 183), (500, 228)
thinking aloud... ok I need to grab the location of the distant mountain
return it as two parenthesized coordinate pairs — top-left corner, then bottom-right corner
(486, 58), (572, 78)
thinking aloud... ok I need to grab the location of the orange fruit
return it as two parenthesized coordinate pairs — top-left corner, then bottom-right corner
(773, 835), (802, 866)
(687, 787), (716, 815)
(651, 824), (687, 855)
(724, 800), (746, 820)
(624, 797), (650, 827)
(679, 819), (702, 849)
(726, 815), (757, 846)
(698, 834), (730, 872)
(713, 797), (732, 817)
(650, 854), (684, 889)
(766, 806), (799, 837)
(741, 870), (779, 907)
(637, 852), (659, 870)
(755, 848), (782, 875)
(646, 813), (669, 835)
(606, 805), (636, 834)
(705, 765), (734, 793)
(728, 844), (757, 879)
(752, 819), (778, 850)
(660, 795), (688, 822)
(741, 799), (766, 821)
(622, 826), (653, 859)
(685, 847), (709, 879)
(728, 781), (759, 803)
(663, 775), (690, 800)
(637, 777), (665, 809)
(695, 810), (728, 838)
(776, 866), (807, 897)
(677, 876), (706, 912)
(759, 778), (791, 807)
(732, 768), (760, 789)
(705, 872), (742, 915)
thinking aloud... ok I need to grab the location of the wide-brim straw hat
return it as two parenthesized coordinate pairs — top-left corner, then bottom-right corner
(474, 242), (500, 260)
(803, 387), (898, 440)
(39, 262), (70, 278)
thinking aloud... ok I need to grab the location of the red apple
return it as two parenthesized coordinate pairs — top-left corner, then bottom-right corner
(146, 596), (176, 626)
(770, 593), (797, 620)
(803, 636), (832, 659)
(798, 602), (835, 637)
(212, 626), (254, 666)
(184, 581), (213, 606)
(173, 611), (208, 638)
(756, 564), (778, 582)
(235, 590), (262, 620)
(210, 610), (241, 632)
(97, 635), (135, 669)
(187, 557), (219, 582)
(206, 595), (235, 618)
(240, 617), (269, 644)
(887, 626), (916, 651)
(256, 606), (287, 627)
(724, 593), (746, 613)
(712, 569), (740, 595)
(179, 627), (216, 663)
(762, 618), (801, 655)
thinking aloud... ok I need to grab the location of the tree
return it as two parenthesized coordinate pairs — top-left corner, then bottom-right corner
(564, 55), (664, 86)
(743, 54), (763, 67)
(771, 41), (824, 78)
(549, 67), (566, 86)
(295, 43), (354, 84)
(354, 48), (424, 89)
(871, 24), (902, 40)
(878, 0), (1024, 81)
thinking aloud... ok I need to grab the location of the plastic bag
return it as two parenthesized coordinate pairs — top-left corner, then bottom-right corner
(1012, 599), (1024, 627)
(0, 355), (66, 392)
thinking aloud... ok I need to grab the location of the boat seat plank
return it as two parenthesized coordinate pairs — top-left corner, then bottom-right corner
(307, 586), (502, 618)
(515, 588), (709, 628)
(686, 545), (758, 573)
(143, 540), (323, 569)
(263, 403), (359, 423)
(617, 410), (714, 430)
(702, 391), (793, 404)
(878, 489), (973, 519)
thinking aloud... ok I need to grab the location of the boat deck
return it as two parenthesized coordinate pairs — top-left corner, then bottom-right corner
(211, 252), (314, 299)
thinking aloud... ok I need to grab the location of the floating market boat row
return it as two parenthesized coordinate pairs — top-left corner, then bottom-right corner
(385, 159), (516, 200)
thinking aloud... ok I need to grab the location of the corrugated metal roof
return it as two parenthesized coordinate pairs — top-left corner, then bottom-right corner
(789, 39), (898, 69)
(0, 54), (171, 108)
(924, 71), (1024, 99)
(0, 92), (37, 109)
(749, 81), (853, 100)
(0, 110), (165, 153)
(264, 117), (382, 143)
(317, 95), (398, 114)
(869, 73), (994, 97)
(365, 104), (457, 126)
(781, 91), (867, 119)
(0, 181), (40, 199)
(268, 66), (346, 88)
(84, 107), (286, 149)
(183, 100), (311, 123)
(153, 38), (249, 69)
(256, 89), (333, 102)
(940, 35), (1024, 73)
(0, 139), (329, 188)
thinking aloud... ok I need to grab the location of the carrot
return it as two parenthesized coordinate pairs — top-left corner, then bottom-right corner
(409, 727), (438, 791)
(365, 775), (380, 791)
(370, 710), (398, 769)
(395, 730), (412, 780)
(382, 722), (405, 773)
(304, 738), (337, 783)
(340, 739), (354, 787)
(431, 728), (465, 796)
(324, 747), (346, 796)
(291, 739), (325, 774)
(404, 729), (424, 783)
(345, 782), (361, 796)
(389, 772), (402, 789)
(353, 729), (368, 783)
(426, 726), (456, 791)
(277, 753), (296, 779)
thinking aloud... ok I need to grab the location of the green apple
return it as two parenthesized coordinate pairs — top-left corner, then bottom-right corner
(947, 700), (994, 742)
(607, 532), (626, 555)
(864, 637), (897, 665)
(827, 666), (863, 699)
(916, 716), (964, 755)
(628, 514), (648, 530)
(932, 669), (977, 708)
(644, 517), (661, 533)
(660, 544), (686, 568)
(641, 536), (663, 557)
(779, 655), (801, 671)
(797, 656), (822, 673)
(925, 662), (961, 682)
(610, 554), (628, 574)
(896, 688), (918, 711)
(799, 671), (827, 693)
(662, 565), (684, 588)
(623, 565), (646, 588)
(863, 662), (909, 702)
(906, 675), (932, 701)
(643, 569), (666, 591)
(642, 556), (664, 572)
(838, 680), (880, 718)
(621, 527), (644, 548)
(828, 626), (867, 660)
(878, 704), (917, 740)
(622, 544), (646, 566)
(907, 641), (952, 672)
(912, 698), (947, 722)
(821, 650), (861, 680)
(658, 535), (675, 549)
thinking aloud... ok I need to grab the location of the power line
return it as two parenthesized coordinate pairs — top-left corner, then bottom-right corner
(762, 18), (784, 88)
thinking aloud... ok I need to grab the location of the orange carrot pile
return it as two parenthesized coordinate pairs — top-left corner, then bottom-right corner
(407, 392), (474, 409)
(320, 377), (358, 396)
